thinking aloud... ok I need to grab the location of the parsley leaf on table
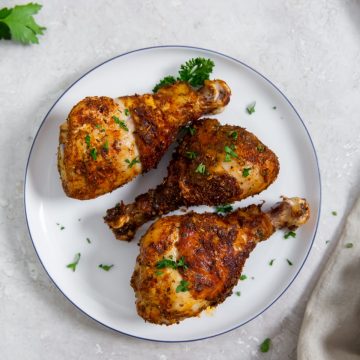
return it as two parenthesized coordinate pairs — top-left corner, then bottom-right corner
(0, 3), (46, 44)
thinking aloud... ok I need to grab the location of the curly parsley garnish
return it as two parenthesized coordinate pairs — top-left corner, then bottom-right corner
(112, 115), (128, 131)
(153, 57), (215, 92)
(66, 253), (81, 272)
(0, 3), (46, 45)
(124, 108), (130, 116)
(125, 157), (140, 168)
(215, 204), (233, 214)
(176, 280), (190, 293)
(153, 76), (177, 92)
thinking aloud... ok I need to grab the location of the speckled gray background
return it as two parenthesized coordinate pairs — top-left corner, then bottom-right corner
(1, 0), (360, 359)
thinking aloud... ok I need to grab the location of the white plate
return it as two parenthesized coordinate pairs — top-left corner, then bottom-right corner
(25, 46), (321, 342)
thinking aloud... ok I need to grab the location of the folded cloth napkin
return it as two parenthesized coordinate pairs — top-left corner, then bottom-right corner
(297, 196), (360, 360)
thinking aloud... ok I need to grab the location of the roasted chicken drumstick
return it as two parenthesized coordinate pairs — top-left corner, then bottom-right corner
(58, 80), (231, 199)
(105, 118), (279, 240)
(131, 197), (310, 325)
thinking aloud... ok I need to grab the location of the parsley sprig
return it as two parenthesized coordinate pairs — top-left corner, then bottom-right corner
(125, 157), (140, 168)
(215, 204), (233, 214)
(0, 3), (46, 45)
(153, 57), (215, 92)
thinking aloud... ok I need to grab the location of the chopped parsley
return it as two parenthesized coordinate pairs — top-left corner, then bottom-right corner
(176, 280), (190, 293)
(98, 264), (114, 271)
(235, 291), (241, 296)
(86, 237), (91, 244)
(269, 259), (275, 266)
(260, 338), (271, 353)
(185, 126), (196, 136)
(228, 131), (238, 140)
(239, 274), (247, 281)
(90, 148), (97, 160)
(224, 145), (238, 162)
(103, 139), (109, 151)
(345, 243), (354, 248)
(242, 168), (251, 177)
(195, 163), (206, 174)
(256, 144), (265, 152)
(112, 115), (129, 131)
(284, 231), (296, 239)
(331, 211), (337, 216)
(125, 157), (140, 168)
(156, 256), (188, 271)
(56, 223), (65, 230)
(185, 151), (197, 159)
(286, 259), (293, 266)
(66, 253), (81, 272)
(215, 204), (233, 214)
(85, 134), (91, 147)
(246, 102), (256, 115)
(124, 108), (130, 116)
(155, 270), (163, 276)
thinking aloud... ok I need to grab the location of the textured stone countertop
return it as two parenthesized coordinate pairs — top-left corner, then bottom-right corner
(1, 0), (360, 359)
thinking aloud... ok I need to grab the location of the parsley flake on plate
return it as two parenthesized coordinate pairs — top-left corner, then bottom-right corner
(195, 163), (206, 174)
(66, 253), (81, 272)
(284, 231), (296, 239)
(98, 264), (114, 271)
(246, 102), (256, 115)
(215, 204), (233, 214)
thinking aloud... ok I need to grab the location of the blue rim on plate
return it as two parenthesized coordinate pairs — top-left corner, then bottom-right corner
(24, 45), (321, 343)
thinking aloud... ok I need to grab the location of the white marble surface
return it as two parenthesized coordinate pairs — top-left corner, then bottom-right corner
(1, 0), (360, 359)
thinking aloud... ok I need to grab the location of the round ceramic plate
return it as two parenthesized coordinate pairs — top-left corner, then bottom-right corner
(25, 46), (321, 342)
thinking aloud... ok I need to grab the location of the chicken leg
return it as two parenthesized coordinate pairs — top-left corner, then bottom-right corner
(131, 196), (310, 325)
(105, 118), (279, 240)
(58, 80), (231, 199)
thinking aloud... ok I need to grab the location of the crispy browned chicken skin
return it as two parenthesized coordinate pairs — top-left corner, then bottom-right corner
(131, 197), (310, 325)
(105, 118), (280, 240)
(58, 80), (231, 200)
